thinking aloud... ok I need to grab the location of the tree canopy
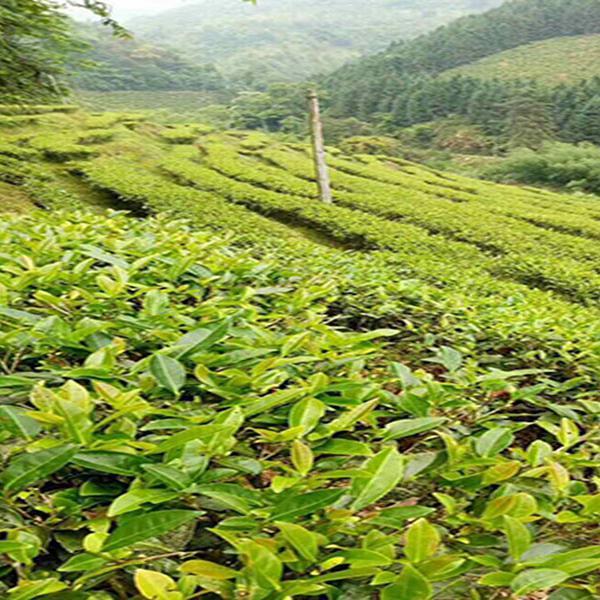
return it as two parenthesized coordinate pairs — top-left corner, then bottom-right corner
(0, 1), (123, 102)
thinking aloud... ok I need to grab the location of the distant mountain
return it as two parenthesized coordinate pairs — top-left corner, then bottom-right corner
(442, 34), (600, 85)
(325, 0), (600, 119)
(129, 0), (504, 85)
(71, 23), (227, 93)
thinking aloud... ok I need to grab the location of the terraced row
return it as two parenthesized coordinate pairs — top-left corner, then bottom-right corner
(78, 154), (600, 391)
(193, 142), (600, 304)
(262, 146), (600, 238)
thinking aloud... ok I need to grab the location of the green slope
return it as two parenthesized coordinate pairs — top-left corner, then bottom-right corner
(70, 23), (228, 93)
(3, 105), (600, 366)
(444, 34), (600, 84)
(129, 0), (502, 84)
(326, 0), (600, 119)
(1, 104), (600, 599)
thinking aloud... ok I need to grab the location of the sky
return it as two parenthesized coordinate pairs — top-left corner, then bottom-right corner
(68, 0), (196, 21)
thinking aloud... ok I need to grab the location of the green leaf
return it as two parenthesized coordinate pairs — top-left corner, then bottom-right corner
(511, 569), (568, 595)
(108, 489), (178, 517)
(180, 559), (237, 580)
(503, 515), (531, 560)
(340, 548), (393, 568)
(557, 558), (600, 577)
(175, 321), (230, 359)
(0, 307), (42, 323)
(72, 451), (143, 475)
(197, 484), (258, 514)
(277, 521), (319, 562)
(240, 540), (282, 591)
(271, 489), (345, 522)
(323, 399), (379, 436)
(432, 346), (463, 372)
(7, 578), (68, 600)
(371, 506), (435, 529)
(288, 397), (325, 434)
(0, 541), (35, 554)
(382, 565), (432, 600)
(103, 510), (201, 552)
(150, 355), (186, 395)
(58, 553), (109, 572)
(351, 446), (404, 511)
(479, 571), (516, 587)
(134, 569), (181, 600)
(0, 406), (41, 439)
(405, 518), (441, 563)
(315, 438), (374, 456)
(142, 464), (191, 490)
(382, 417), (446, 441)
(475, 427), (514, 457)
(151, 424), (235, 454)
(291, 439), (313, 476)
(1, 445), (76, 492)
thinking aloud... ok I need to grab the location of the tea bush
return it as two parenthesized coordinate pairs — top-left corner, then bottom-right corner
(2, 109), (600, 599)
(1, 211), (599, 599)
(81, 155), (600, 394)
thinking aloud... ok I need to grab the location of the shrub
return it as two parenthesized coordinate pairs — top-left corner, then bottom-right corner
(1, 210), (599, 599)
(486, 142), (600, 194)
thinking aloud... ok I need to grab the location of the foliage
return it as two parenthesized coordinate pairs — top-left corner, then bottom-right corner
(0, 0), (124, 103)
(398, 119), (493, 155)
(485, 142), (600, 194)
(130, 0), (502, 85)
(324, 0), (600, 150)
(1, 108), (600, 597)
(338, 136), (400, 157)
(1, 208), (599, 599)
(70, 24), (228, 93)
(76, 91), (229, 125)
(327, 0), (600, 110)
(444, 34), (600, 85)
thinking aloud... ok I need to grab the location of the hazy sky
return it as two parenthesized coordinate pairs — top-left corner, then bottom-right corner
(68, 0), (196, 21)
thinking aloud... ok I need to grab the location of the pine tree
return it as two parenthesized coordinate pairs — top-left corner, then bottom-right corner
(569, 95), (600, 144)
(503, 88), (556, 149)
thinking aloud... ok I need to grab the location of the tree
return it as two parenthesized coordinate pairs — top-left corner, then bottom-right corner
(503, 88), (556, 150)
(0, 1), (124, 103)
(569, 95), (600, 145)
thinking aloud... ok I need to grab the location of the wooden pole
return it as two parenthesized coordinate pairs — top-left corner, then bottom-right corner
(308, 90), (333, 204)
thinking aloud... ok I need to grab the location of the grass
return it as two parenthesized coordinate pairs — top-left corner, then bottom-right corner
(443, 34), (600, 84)
(1, 105), (599, 599)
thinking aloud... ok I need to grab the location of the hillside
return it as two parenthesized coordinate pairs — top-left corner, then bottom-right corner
(326, 0), (600, 119)
(443, 34), (600, 85)
(1, 105), (600, 599)
(129, 0), (503, 84)
(70, 23), (228, 93)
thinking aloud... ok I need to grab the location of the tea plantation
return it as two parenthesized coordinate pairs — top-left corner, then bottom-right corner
(0, 105), (599, 600)
(443, 34), (600, 85)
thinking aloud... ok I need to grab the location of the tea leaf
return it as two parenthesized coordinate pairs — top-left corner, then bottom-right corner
(351, 446), (404, 511)
(511, 569), (568, 595)
(382, 564), (432, 600)
(405, 519), (441, 563)
(150, 355), (187, 395)
(103, 510), (201, 552)
(271, 489), (345, 522)
(1, 445), (76, 492)
(382, 417), (446, 441)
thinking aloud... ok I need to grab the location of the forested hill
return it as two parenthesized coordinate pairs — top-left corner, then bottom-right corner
(128, 0), (502, 85)
(70, 24), (228, 93)
(326, 0), (600, 118)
